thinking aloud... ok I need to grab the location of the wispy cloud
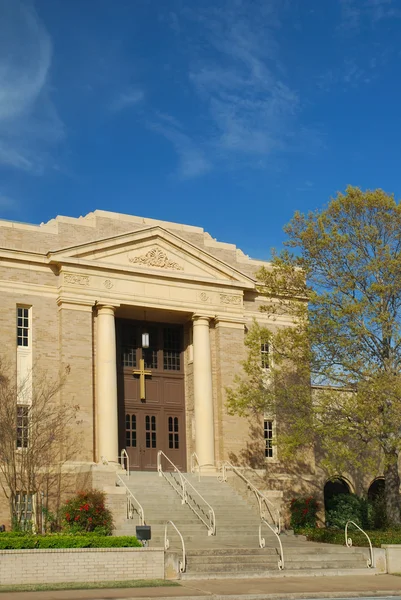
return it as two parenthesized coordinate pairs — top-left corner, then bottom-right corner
(0, 0), (63, 174)
(148, 114), (211, 179)
(111, 88), (145, 111)
(169, 1), (315, 172)
(340, 0), (401, 31)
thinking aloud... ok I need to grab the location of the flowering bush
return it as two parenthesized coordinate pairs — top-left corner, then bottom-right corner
(60, 490), (114, 535)
(290, 496), (319, 530)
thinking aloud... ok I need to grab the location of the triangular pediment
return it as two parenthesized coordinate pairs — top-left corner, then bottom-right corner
(47, 227), (255, 288)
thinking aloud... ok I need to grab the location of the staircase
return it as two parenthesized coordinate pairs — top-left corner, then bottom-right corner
(113, 471), (379, 579)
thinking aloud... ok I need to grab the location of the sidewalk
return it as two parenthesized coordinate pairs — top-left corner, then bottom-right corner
(3, 575), (401, 600)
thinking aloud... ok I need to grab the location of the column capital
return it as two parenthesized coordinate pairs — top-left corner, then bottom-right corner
(192, 314), (213, 324)
(96, 303), (118, 315)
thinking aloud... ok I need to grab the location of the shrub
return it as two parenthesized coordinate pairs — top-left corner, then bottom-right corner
(60, 490), (114, 535)
(290, 496), (319, 530)
(368, 492), (388, 530)
(299, 526), (401, 547)
(325, 493), (364, 529)
(0, 533), (141, 550)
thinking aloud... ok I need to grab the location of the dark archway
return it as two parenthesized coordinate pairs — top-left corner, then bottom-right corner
(324, 477), (351, 509)
(368, 478), (385, 501)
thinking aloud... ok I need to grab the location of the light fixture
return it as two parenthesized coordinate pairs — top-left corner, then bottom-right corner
(142, 332), (149, 348)
(142, 311), (149, 348)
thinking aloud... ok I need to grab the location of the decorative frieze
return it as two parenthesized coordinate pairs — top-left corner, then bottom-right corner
(103, 279), (114, 289)
(129, 248), (184, 271)
(64, 273), (90, 286)
(220, 293), (242, 305)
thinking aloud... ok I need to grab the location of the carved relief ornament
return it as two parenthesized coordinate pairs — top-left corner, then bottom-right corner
(220, 293), (242, 305)
(128, 247), (184, 271)
(64, 273), (90, 286)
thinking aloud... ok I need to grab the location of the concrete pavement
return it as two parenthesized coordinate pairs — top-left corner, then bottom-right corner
(2, 574), (401, 600)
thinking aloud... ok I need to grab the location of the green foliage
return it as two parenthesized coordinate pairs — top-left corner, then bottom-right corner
(325, 493), (365, 529)
(0, 533), (141, 550)
(369, 492), (388, 530)
(290, 496), (319, 530)
(226, 187), (401, 525)
(60, 490), (114, 535)
(300, 527), (401, 547)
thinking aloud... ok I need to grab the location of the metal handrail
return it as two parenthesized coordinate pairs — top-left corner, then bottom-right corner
(120, 449), (130, 475)
(116, 473), (145, 525)
(101, 452), (130, 475)
(190, 452), (201, 482)
(157, 451), (216, 536)
(259, 518), (284, 570)
(219, 461), (281, 533)
(345, 520), (374, 568)
(164, 520), (186, 573)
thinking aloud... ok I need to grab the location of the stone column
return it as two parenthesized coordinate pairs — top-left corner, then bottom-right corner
(193, 315), (215, 468)
(97, 305), (118, 463)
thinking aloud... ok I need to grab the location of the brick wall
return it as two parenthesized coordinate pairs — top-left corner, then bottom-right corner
(0, 547), (165, 584)
(59, 306), (94, 462)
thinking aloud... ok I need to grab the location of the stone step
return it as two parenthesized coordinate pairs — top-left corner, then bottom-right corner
(187, 554), (279, 565)
(186, 562), (279, 573)
(180, 567), (381, 580)
(186, 548), (279, 556)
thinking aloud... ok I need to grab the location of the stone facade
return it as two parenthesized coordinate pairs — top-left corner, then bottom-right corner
(0, 209), (377, 529)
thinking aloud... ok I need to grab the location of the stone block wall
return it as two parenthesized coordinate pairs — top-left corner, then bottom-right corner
(0, 547), (164, 584)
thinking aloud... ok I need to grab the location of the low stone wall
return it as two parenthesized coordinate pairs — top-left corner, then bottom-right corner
(0, 547), (164, 585)
(382, 545), (401, 574)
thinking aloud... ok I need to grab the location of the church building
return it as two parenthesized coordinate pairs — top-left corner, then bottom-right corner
(0, 210), (300, 526)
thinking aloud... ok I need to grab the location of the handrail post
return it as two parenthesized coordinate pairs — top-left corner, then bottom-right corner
(345, 520), (374, 568)
(259, 519), (284, 570)
(164, 520), (186, 573)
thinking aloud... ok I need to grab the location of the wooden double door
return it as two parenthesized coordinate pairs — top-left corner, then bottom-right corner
(117, 320), (186, 471)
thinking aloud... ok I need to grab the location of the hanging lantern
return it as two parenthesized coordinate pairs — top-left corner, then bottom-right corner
(142, 332), (150, 348)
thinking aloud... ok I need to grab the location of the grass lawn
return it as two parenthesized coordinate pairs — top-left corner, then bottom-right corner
(0, 579), (180, 593)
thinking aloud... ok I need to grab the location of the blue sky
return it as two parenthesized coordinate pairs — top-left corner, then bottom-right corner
(1, 0), (401, 259)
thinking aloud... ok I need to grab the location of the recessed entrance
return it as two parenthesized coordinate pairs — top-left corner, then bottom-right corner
(116, 319), (186, 471)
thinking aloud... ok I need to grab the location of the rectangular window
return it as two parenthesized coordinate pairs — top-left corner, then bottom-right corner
(121, 325), (138, 367)
(163, 327), (181, 371)
(14, 492), (34, 530)
(17, 307), (30, 347)
(261, 342), (269, 369)
(17, 405), (29, 449)
(264, 419), (274, 459)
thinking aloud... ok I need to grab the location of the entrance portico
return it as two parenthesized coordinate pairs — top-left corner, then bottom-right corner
(96, 304), (217, 471)
(47, 223), (255, 471)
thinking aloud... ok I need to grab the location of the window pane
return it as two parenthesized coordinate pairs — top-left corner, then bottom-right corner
(163, 327), (181, 371)
(17, 307), (29, 348)
(261, 343), (269, 369)
(264, 420), (273, 458)
(125, 414), (131, 447)
(121, 325), (138, 367)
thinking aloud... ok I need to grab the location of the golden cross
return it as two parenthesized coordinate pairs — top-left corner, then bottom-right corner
(133, 358), (152, 401)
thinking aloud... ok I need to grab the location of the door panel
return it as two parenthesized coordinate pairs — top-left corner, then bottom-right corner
(165, 411), (186, 470)
(125, 412), (140, 469)
(117, 319), (186, 471)
(142, 413), (159, 470)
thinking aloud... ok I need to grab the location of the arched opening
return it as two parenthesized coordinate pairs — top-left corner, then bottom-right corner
(324, 477), (351, 510)
(368, 478), (385, 501)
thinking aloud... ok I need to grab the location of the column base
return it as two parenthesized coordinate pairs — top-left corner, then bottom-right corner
(199, 465), (218, 475)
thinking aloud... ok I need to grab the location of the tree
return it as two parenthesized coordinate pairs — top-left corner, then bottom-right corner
(0, 360), (80, 530)
(227, 187), (401, 526)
